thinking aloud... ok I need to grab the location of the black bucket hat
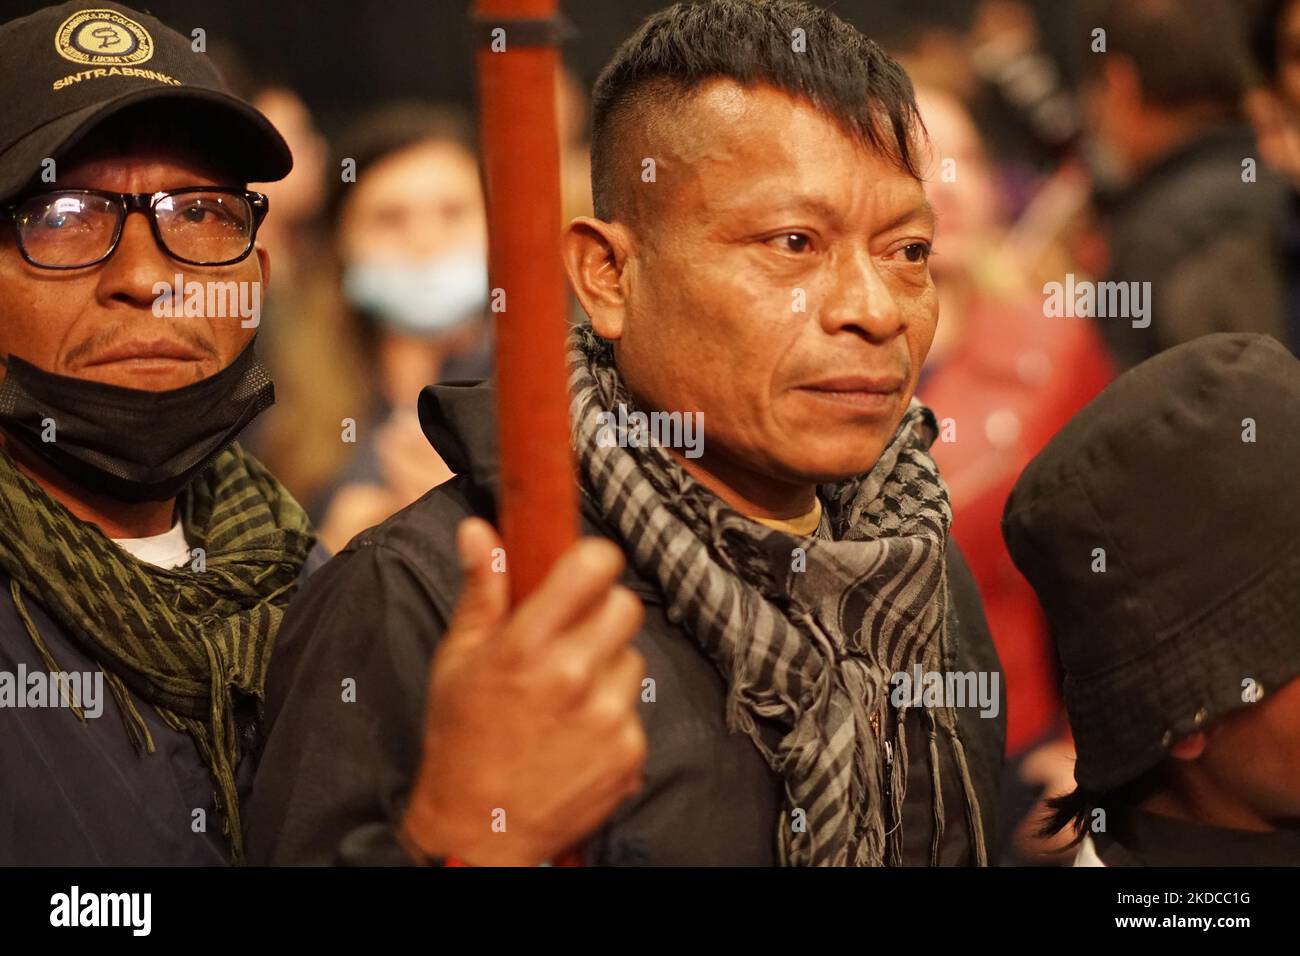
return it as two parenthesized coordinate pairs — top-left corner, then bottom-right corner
(0, 1), (291, 202)
(1002, 333), (1300, 792)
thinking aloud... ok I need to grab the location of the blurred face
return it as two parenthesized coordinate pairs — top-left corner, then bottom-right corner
(1081, 59), (1142, 185)
(914, 86), (1002, 272)
(252, 87), (326, 226)
(338, 139), (486, 264)
(577, 80), (937, 492)
(0, 142), (265, 392)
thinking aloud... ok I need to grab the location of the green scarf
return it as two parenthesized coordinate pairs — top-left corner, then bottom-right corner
(0, 442), (314, 862)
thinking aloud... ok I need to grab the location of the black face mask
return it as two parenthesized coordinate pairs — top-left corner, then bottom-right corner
(0, 339), (274, 503)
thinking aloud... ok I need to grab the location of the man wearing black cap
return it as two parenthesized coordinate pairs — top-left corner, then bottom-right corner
(1003, 333), (1300, 866)
(0, 2), (662, 868)
(0, 2), (319, 865)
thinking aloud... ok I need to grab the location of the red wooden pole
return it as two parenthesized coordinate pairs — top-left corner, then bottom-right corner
(473, 0), (578, 607)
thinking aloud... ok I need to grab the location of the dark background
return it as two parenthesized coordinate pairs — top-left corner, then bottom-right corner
(0, 0), (1080, 136)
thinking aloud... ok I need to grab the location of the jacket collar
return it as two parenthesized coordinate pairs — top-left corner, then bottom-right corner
(417, 378), (501, 501)
(417, 378), (661, 603)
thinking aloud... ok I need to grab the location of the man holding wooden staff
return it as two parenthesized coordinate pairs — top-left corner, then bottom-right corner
(248, 0), (1005, 867)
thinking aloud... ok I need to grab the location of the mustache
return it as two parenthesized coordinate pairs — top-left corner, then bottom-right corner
(62, 325), (218, 368)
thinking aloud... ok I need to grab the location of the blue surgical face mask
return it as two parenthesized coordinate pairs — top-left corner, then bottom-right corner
(343, 250), (489, 336)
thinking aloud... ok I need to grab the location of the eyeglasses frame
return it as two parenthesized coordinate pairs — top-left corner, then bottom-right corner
(3, 186), (269, 270)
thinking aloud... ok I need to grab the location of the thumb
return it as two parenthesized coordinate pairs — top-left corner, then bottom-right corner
(446, 517), (509, 645)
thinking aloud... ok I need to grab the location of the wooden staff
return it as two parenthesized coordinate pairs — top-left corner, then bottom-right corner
(472, 0), (578, 607)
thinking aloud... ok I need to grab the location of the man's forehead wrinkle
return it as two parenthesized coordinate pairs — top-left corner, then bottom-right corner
(688, 158), (931, 241)
(59, 158), (222, 191)
(624, 81), (924, 235)
(60, 127), (239, 187)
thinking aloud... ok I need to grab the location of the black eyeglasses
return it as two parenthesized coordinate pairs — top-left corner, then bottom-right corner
(4, 187), (269, 270)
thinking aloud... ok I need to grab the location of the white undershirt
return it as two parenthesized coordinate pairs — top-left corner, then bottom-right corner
(111, 519), (192, 569)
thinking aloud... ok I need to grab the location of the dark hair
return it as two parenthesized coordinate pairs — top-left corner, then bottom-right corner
(1039, 764), (1170, 846)
(325, 101), (477, 225)
(1079, 0), (1253, 112)
(589, 0), (925, 222)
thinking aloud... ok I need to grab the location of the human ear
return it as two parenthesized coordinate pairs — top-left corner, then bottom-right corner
(562, 216), (632, 342)
(1169, 732), (1206, 762)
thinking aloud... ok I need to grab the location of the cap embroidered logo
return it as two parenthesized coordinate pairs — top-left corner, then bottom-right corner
(54, 8), (153, 66)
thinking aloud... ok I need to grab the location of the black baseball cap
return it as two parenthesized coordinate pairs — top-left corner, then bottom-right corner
(0, 1), (292, 202)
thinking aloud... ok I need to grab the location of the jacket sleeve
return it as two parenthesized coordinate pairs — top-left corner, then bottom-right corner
(244, 534), (455, 865)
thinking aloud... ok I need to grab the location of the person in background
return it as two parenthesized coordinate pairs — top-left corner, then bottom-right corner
(256, 103), (491, 552)
(1004, 333), (1300, 866)
(204, 44), (330, 293)
(206, 48), (337, 484)
(248, 88), (329, 285)
(1079, 0), (1290, 369)
(888, 0), (1079, 221)
(1247, 0), (1300, 355)
(913, 83), (1112, 865)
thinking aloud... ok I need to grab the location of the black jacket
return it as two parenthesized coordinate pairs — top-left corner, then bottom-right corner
(0, 543), (328, 866)
(1088, 807), (1300, 866)
(1098, 124), (1291, 370)
(246, 381), (1006, 865)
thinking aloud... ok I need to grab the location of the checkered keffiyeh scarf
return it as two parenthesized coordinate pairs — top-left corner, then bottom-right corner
(568, 325), (986, 866)
(0, 442), (314, 862)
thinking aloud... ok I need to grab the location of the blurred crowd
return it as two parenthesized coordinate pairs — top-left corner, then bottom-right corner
(215, 0), (1300, 864)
